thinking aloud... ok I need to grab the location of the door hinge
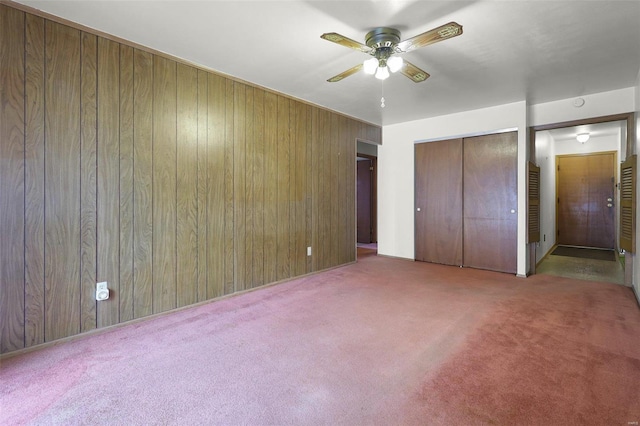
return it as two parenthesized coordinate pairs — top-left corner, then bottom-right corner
(557, 165), (560, 171)
(369, 166), (374, 171)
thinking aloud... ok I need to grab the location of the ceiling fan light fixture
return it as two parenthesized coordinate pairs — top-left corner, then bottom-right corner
(387, 56), (403, 73)
(576, 133), (590, 143)
(363, 57), (378, 75)
(375, 65), (390, 80)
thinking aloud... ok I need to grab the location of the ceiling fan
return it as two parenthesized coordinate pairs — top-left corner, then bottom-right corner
(321, 22), (462, 83)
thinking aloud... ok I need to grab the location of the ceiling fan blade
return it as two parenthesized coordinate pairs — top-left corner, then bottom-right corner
(400, 60), (430, 83)
(396, 22), (463, 53)
(321, 32), (373, 54)
(327, 63), (363, 82)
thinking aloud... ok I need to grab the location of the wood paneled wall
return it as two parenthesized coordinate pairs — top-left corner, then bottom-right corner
(0, 4), (381, 354)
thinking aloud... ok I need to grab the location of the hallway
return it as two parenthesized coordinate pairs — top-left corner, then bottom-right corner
(537, 251), (625, 285)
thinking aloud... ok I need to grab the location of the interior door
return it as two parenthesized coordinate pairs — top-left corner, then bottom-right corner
(463, 132), (518, 273)
(357, 159), (372, 243)
(557, 152), (616, 249)
(415, 139), (463, 265)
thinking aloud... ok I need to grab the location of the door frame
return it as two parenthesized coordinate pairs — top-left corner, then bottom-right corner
(555, 151), (617, 250)
(356, 153), (377, 243)
(528, 112), (635, 279)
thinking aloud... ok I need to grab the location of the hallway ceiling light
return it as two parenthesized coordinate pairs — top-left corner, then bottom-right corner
(576, 133), (590, 143)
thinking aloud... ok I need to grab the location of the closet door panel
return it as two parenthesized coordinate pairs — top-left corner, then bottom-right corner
(415, 139), (463, 265)
(463, 132), (517, 273)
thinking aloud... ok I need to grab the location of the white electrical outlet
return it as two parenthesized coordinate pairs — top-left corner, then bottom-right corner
(96, 282), (110, 301)
(307, 246), (312, 256)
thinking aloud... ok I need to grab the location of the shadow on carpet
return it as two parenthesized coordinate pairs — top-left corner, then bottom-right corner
(551, 246), (616, 261)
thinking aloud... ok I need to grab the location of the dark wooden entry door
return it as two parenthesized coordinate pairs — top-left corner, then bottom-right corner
(463, 132), (518, 273)
(357, 159), (372, 243)
(557, 152), (616, 249)
(415, 139), (463, 265)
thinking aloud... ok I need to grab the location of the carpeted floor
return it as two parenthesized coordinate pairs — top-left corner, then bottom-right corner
(1, 254), (639, 425)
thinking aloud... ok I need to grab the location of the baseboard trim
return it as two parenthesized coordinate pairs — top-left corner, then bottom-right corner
(634, 285), (640, 308)
(0, 261), (356, 360)
(375, 253), (415, 262)
(536, 244), (557, 268)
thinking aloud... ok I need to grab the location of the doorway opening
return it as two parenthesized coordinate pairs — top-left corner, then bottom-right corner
(531, 116), (630, 285)
(357, 139), (378, 258)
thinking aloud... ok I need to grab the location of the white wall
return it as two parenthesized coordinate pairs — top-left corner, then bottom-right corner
(535, 131), (556, 259)
(379, 101), (528, 275)
(529, 87), (635, 126)
(379, 87), (636, 278)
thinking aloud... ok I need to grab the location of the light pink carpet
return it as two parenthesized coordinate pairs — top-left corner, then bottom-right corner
(2, 254), (639, 425)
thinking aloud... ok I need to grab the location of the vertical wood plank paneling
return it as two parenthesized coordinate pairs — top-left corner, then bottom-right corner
(288, 101), (298, 276)
(346, 120), (357, 263)
(318, 109), (331, 270)
(24, 12), (46, 347)
(368, 126), (382, 146)
(152, 56), (177, 313)
(310, 107), (320, 272)
(263, 92), (278, 284)
(224, 79), (235, 295)
(329, 113), (340, 267)
(305, 105), (313, 273)
(80, 32), (97, 332)
(252, 89), (265, 287)
(0, 5), (25, 352)
(0, 2), (384, 354)
(277, 96), (290, 280)
(322, 109), (333, 270)
(132, 48), (153, 318)
(45, 21), (81, 341)
(234, 83), (247, 292)
(339, 116), (349, 264)
(244, 87), (254, 289)
(207, 74), (226, 298)
(196, 70), (208, 301)
(292, 102), (308, 277)
(97, 36), (120, 328)
(119, 44), (134, 322)
(176, 63), (198, 308)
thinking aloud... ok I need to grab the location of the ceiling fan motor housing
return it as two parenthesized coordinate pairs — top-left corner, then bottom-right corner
(365, 27), (401, 49)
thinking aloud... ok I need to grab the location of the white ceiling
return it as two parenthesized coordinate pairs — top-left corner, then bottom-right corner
(546, 121), (625, 143)
(16, 0), (640, 126)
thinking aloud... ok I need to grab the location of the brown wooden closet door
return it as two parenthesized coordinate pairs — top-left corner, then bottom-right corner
(557, 152), (615, 249)
(415, 139), (463, 265)
(463, 132), (517, 273)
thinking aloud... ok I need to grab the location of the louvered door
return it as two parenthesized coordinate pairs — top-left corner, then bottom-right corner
(528, 162), (540, 243)
(620, 155), (636, 253)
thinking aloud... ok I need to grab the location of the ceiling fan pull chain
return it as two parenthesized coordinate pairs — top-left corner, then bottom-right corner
(381, 81), (385, 108)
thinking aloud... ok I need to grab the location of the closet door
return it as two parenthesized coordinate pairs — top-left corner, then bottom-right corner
(463, 132), (518, 273)
(415, 139), (463, 265)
